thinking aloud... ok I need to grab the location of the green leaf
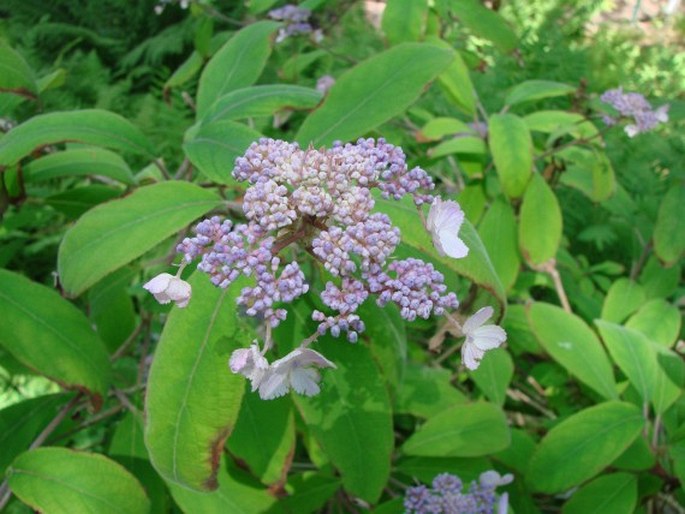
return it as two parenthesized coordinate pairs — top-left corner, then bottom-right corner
(395, 364), (467, 418)
(430, 40), (476, 116)
(0, 110), (155, 166)
(653, 183), (685, 266)
(402, 402), (510, 457)
(519, 173), (562, 265)
(169, 460), (280, 513)
(89, 267), (137, 353)
(524, 110), (585, 133)
(375, 195), (506, 318)
(611, 436), (656, 471)
(145, 274), (249, 491)
(382, 0), (428, 45)
(0, 394), (69, 475)
(478, 197), (520, 290)
(200, 85), (322, 125)
(449, 0), (518, 52)
(469, 348), (514, 406)
(0, 269), (110, 399)
(46, 185), (123, 219)
(296, 43), (454, 147)
(0, 42), (37, 97)
(419, 117), (472, 140)
(58, 181), (221, 296)
(282, 473), (341, 514)
(227, 391), (295, 485)
(595, 320), (659, 403)
(183, 120), (262, 185)
(639, 256), (680, 299)
(526, 402), (644, 494)
(505, 80), (575, 107)
(164, 51), (203, 92)
(428, 136), (486, 158)
(395, 456), (492, 483)
(600, 278), (645, 324)
(8, 447), (150, 514)
(24, 148), (134, 185)
(527, 302), (617, 400)
(494, 428), (537, 474)
(196, 21), (280, 117)
(37, 68), (67, 93)
(562, 473), (637, 514)
(625, 299), (681, 348)
(558, 147), (616, 202)
(489, 113), (533, 199)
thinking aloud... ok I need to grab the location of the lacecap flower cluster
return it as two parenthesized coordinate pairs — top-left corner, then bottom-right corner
(600, 88), (668, 137)
(147, 137), (506, 399)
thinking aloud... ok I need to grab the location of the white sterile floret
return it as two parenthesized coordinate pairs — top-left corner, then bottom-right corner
(258, 348), (336, 400)
(479, 470), (514, 488)
(461, 306), (507, 370)
(143, 273), (192, 308)
(426, 198), (469, 259)
(229, 343), (269, 391)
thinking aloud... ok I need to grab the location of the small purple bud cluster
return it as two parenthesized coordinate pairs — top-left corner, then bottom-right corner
(600, 88), (669, 137)
(179, 138), (451, 339)
(405, 472), (512, 514)
(268, 4), (314, 43)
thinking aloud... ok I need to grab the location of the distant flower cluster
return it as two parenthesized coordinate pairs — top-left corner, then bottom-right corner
(405, 471), (513, 514)
(144, 137), (507, 398)
(600, 88), (669, 137)
(153, 0), (189, 15)
(268, 4), (321, 43)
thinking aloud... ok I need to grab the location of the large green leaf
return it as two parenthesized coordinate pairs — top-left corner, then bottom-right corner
(600, 278), (645, 324)
(478, 197), (520, 291)
(0, 270), (110, 399)
(526, 402), (643, 493)
(402, 402), (510, 457)
(0, 110), (154, 166)
(296, 43), (453, 147)
(196, 21), (280, 117)
(89, 267), (137, 353)
(375, 195), (506, 318)
(523, 110), (585, 134)
(395, 456), (492, 483)
(168, 459), (280, 513)
(0, 394), (70, 475)
(429, 39), (476, 116)
(24, 148), (134, 185)
(625, 299), (681, 348)
(527, 302), (617, 400)
(562, 473), (637, 514)
(558, 147), (616, 202)
(519, 173), (562, 265)
(294, 340), (393, 503)
(8, 447), (150, 514)
(226, 391), (295, 485)
(595, 321), (658, 403)
(395, 364), (467, 418)
(145, 274), (249, 491)
(653, 183), (685, 266)
(489, 113), (533, 199)
(505, 80), (575, 107)
(449, 0), (517, 52)
(58, 181), (221, 296)
(382, 0), (428, 45)
(200, 85), (322, 125)
(183, 120), (262, 184)
(46, 185), (122, 219)
(429, 136), (486, 158)
(469, 348), (514, 406)
(0, 42), (37, 97)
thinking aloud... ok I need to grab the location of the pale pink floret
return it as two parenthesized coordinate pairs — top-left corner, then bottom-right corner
(143, 273), (192, 308)
(229, 343), (269, 391)
(258, 348), (336, 400)
(426, 198), (469, 259)
(461, 306), (507, 370)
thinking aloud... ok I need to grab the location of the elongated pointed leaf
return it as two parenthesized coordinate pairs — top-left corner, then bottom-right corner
(527, 402), (643, 493)
(375, 195), (506, 318)
(402, 402), (510, 457)
(505, 80), (575, 107)
(450, 0), (517, 52)
(382, 0), (428, 45)
(519, 173), (562, 265)
(0, 270), (110, 399)
(8, 447), (150, 514)
(0, 42), (37, 98)
(489, 113), (533, 198)
(296, 43), (454, 147)
(0, 110), (154, 166)
(200, 85), (322, 125)
(145, 274), (250, 491)
(469, 348), (514, 406)
(196, 21), (280, 117)
(427, 38), (476, 116)
(58, 181), (221, 296)
(396, 364), (467, 418)
(24, 148), (134, 185)
(429, 136), (486, 157)
(562, 473), (637, 514)
(478, 197), (520, 290)
(527, 302), (617, 400)
(227, 391), (295, 486)
(184, 120), (261, 185)
(654, 183), (685, 266)
(625, 299), (681, 347)
(601, 278), (645, 324)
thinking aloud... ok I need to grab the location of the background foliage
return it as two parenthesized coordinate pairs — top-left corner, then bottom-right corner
(0, 0), (683, 512)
